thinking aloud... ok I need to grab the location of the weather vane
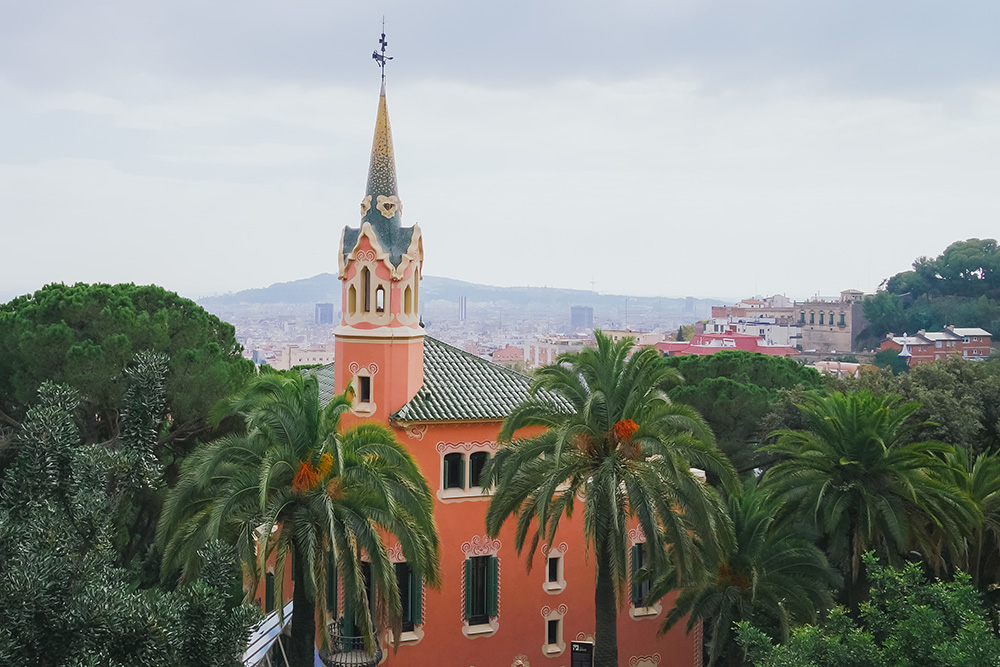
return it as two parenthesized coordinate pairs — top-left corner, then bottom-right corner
(372, 17), (393, 82)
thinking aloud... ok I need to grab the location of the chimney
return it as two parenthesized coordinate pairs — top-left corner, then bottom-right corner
(946, 324), (955, 331)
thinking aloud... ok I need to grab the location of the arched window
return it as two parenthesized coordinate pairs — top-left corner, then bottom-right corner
(375, 285), (385, 313)
(348, 285), (357, 315)
(404, 285), (412, 315)
(362, 267), (371, 313)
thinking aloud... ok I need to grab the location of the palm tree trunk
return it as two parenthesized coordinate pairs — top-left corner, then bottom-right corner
(289, 553), (316, 667)
(594, 541), (619, 667)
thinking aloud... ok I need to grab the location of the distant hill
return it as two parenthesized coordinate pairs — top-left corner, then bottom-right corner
(199, 274), (727, 315)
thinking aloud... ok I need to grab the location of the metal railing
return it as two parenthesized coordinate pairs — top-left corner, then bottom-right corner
(319, 619), (383, 667)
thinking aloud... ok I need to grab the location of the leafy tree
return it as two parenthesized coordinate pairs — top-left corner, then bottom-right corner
(159, 372), (440, 667)
(0, 283), (255, 581)
(0, 282), (253, 447)
(737, 553), (1000, 667)
(654, 478), (840, 667)
(662, 351), (825, 473)
(0, 368), (258, 666)
(483, 331), (737, 667)
(941, 448), (1000, 596)
(761, 391), (975, 611)
(872, 349), (909, 375)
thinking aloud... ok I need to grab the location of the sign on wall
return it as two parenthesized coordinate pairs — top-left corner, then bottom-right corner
(570, 641), (594, 667)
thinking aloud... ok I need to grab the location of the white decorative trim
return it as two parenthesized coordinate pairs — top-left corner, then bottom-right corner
(541, 543), (569, 595)
(435, 440), (498, 453)
(461, 535), (501, 557)
(386, 543), (404, 563)
(540, 604), (568, 657)
(629, 654), (662, 667)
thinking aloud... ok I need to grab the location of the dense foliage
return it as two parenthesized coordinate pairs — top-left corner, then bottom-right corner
(0, 364), (258, 666)
(862, 239), (1000, 341)
(159, 372), (440, 667)
(737, 554), (1000, 667)
(0, 282), (253, 446)
(662, 351), (824, 472)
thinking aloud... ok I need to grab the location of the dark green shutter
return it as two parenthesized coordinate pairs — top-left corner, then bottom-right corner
(411, 575), (423, 625)
(326, 553), (337, 613)
(459, 456), (466, 489)
(265, 572), (275, 613)
(486, 556), (499, 617)
(463, 559), (474, 620)
(631, 545), (641, 605)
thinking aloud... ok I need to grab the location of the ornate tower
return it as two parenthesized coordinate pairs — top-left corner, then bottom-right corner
(334, 80), (424, 418)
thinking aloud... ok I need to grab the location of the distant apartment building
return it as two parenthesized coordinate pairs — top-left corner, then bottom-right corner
(797, 290), (867, 354)
(314, 303), (335, 325)
(708, 290), (868, 353)
(570, 305), (594, 332)
(272, 344), (335, 370)
(880, 326), (993, 367)
(524, 334), (592, 369)
(600, 329), (663, 346)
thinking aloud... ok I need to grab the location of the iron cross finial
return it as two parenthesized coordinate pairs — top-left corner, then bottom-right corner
(372, 17), (393, 82)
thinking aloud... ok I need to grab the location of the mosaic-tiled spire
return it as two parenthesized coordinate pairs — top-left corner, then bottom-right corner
(362, 80), (402, 229)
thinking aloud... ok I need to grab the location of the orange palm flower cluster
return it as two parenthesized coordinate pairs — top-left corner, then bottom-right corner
(611, 419), (639, 442)
(292, 461), (320, 493)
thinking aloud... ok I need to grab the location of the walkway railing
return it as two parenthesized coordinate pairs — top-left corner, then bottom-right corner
(319, 619), (382, 667)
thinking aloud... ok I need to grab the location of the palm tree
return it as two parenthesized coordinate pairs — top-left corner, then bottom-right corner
(158, 371), (440, 667)
(942, 447), (1000, 591)
(654, 478), (840, 667)
(761, 390), (974, 611)
(483, 331), (737, 667)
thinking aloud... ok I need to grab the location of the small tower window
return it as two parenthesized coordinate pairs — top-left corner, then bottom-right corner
(404, 285), (413, 315)
(359, 376), (372, 403)
(348, 285), (357, 315)
(547, 555), (560, 583)
(362, 267), (371, 313)
(547, 618), (560, 647)
(376, 285), (385, 313)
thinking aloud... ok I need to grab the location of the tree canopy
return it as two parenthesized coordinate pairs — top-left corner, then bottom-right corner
(737, 554), (1000, 667)
(862, 239), (1000, 340)
(0, 282), (254, 448)
(662, 351), (824, 472)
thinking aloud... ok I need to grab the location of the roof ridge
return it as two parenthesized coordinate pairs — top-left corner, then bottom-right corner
(424, 335), (537, 383)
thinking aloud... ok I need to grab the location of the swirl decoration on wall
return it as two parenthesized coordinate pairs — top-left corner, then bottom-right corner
(461, 535), (501, 557)
(348, 362), (379, 376)
(355, 249), (376, 262)
(628, 526), (646, 544)
(628, 655), (661, 667)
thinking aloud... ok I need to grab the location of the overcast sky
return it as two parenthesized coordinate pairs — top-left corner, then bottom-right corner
(3, 1), (1000, 303)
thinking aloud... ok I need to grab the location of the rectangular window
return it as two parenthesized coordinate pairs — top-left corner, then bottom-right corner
(469, 452), (489, 488)
(819, 313), (824, 325)
(631, 544), (651, 606)
(326, 552), (338, 613)
(800, 311), (805, 323)
(395, 562), (422, 632)
(810, 312), (815, 324)
(265, 572), (275, 613)
(547, 618), (560, 646)
(547, 556), (560, 583)
(839, 313), (846, 326)
(359, 376), (372, 403)
(444, 453), (465, 490)
(464, 555), (498, 625)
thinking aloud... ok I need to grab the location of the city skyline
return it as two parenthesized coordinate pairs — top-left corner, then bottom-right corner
(4, 1), (1000, 303)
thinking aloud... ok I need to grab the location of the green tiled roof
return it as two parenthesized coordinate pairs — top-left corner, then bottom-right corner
(393, 337), (570, 422)
(312, 362), (338, 406)
(307, 337), (570, 422)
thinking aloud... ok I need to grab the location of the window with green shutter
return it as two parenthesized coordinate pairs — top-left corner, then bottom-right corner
(444, 453), (465, 489)
(395, 562), (422, 632)
(631, 544), (650, 606)
(464, 555), (498, 625)
(265, 572), (275, 613)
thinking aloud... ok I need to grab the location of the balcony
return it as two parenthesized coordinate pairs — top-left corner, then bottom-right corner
(319, 619), (383, 667)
